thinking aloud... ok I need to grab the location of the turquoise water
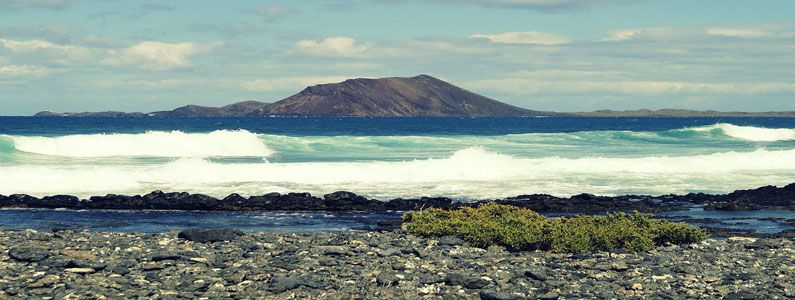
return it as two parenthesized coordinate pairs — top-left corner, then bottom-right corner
(1, 117), (795, 200)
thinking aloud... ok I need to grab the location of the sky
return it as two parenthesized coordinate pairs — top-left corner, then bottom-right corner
(0, 0), (794, 115)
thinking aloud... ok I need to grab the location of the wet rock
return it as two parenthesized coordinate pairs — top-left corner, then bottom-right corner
(324, 191), (383, 211)
(177, 228), (244, 243)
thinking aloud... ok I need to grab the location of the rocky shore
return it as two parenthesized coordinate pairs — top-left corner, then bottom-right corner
(2, 183), (794, 213)
(1, 229), (792, 299)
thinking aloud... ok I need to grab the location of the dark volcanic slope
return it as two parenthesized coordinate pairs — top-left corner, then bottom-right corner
(262, 75), (546, 117)
(150, 101), (271, 117)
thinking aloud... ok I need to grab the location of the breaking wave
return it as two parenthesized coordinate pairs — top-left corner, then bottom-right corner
(686, 123), (795, 142)
(1, 147), (794, 198)
(5, 130), (273, 158)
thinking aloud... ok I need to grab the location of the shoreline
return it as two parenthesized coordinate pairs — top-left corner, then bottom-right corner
(2, 183), (794, 213)
(1, 229), (792, 299)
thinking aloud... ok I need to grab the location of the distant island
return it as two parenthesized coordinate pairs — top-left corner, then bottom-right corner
(34, 75), (795, 117)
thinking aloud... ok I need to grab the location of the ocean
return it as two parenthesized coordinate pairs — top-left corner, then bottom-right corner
(2, 116), (795, 233)
(2, 116), (795, 200)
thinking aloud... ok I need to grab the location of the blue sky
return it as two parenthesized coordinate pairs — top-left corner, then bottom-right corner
(1, 0), (794, 114)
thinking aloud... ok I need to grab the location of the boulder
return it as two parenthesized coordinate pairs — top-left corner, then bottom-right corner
(8, 247), (50, 262)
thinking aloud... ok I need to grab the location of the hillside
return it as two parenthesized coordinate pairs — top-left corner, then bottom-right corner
(260, 75), (546, 117)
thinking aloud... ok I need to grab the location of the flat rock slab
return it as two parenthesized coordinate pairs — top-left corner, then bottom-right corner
(177, 228), (244, 243)
(8, 247), (50, 262)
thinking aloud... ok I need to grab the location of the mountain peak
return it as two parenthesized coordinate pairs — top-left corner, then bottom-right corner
(262, 75), (542, 117)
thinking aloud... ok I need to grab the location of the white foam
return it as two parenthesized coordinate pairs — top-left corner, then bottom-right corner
(690, 123), (795, 142)
(7, 130), (273, 158)
(2, 147), (795, 199)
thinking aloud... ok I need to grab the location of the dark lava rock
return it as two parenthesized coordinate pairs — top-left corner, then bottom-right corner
(480, 288), (523, 300)
(445, 274), (490, 289)
(151, 252), (182, 261)
(525, 267), (548, 281)
(439, 236), (465, 246)
(8, 247), (50, 262)
(324, 191), (382, 211)
(745, 239), (782, 250)
(0, 194), (40, 208)
(376, 272), (401, 286)
(538, 291), (560, 300)
(65, 259), (106, 270)
(177, 228), (244, 243)
(706, 201), (761, 211)
(37, 195), (84, 209)
(269, 255), (303, 270)
(234, 192), (325, 210)
(268, 275), (322, 293)
(385, 197), (454, 211)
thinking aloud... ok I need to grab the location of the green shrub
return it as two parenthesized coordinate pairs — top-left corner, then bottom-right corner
(403, 203), (546, 250)
(402, 203), (706, 253)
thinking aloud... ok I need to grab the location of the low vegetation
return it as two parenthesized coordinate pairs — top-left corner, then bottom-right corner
(402, 203), (706, 253)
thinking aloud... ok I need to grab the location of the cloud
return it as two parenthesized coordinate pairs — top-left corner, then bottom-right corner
(396, 0), (637, 11)
(466, 77), (795, 96)
(0, 65), (52, 79)
(0, 38), (94, 64)
(102, 41), (208, 70)
(239, 76), (351, 92)
(706, 27), (772, 38)
(295, 37), (373, 57)
(600, 29), (644, 41)
(246, 4), (297, 21)
(470, 31), (569, 45)
(0, 0), (75, 10)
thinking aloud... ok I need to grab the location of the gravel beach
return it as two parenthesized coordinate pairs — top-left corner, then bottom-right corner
(0, 229), (792, 299)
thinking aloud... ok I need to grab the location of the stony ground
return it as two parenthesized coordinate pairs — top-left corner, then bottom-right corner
(0, 229), (793, 299)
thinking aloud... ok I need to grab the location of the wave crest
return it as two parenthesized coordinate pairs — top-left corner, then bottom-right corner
(6, 130), (273, 158)
(2, 147), (795, 198)
(689, 123), (795, 142)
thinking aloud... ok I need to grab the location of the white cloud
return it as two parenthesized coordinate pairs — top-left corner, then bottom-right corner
(0, 65), (52, 78)
(0, 38), (86, 53)
(706, 27), (772, 38)
(470, 31), (569, 45)
(295, 37), (373, 57)
(103, 41), (206, 70)
(600, 29), (643, 41)
(239, 76), (350, 92)
(0, 38), (94, 64)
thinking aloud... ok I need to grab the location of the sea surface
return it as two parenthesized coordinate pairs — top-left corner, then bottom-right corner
(1, 116), (795, 233)
(2, 116), (795, 199)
